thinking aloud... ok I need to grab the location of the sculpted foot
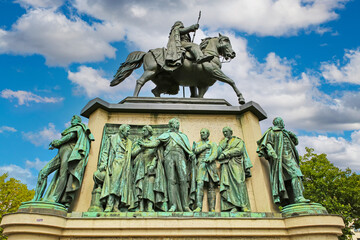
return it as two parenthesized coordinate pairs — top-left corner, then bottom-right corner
(193, 207), (201, 212)
(183, 207), (192, 212)
(104, 207), (112, 212)
(168, 205), (176, 212)
(295, 197), (310, 203)
(196, 55), (214, 64)
(230, 207), (238, 213)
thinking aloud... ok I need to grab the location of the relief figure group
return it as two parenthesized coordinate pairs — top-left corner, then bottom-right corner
(89, 118), (253, 213)
(31, 115), (309, 213)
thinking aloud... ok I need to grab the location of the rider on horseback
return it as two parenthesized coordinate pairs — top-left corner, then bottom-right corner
(165, 21), (213, 67)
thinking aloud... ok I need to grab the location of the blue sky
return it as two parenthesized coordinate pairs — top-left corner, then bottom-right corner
(0, 0), (360, 189)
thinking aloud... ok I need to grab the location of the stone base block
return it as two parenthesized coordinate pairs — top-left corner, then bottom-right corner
(18, 201), (68, 217)
(1, 212), (344, 240)
(281, 203), (328, 217)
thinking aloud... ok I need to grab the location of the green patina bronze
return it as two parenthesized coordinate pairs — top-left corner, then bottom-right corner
(192, 128), (219, 212)
(88, 123), (169, 212)
(140, 118), (196, 212)
(132, 125), (168, 212)
(110, 20), (245, 105)
(218, 127), (252, 212)
(281, 203), (328, 217)
(257, 117), (310, 207)
(31, 115), (94, 208)
(98, 124), (136, 212)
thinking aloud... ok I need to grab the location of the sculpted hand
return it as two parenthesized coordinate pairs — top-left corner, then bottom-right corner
(206, 144), (211, 149)
(194, 24), (199, 30)
(50, 140), (60, 148)
(148, 165), (155, 173)
(190, 153), (196, 161)
(218, 153), (225, 160)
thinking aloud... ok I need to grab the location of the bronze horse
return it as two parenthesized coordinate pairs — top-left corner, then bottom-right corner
(111, 34), (245, 105)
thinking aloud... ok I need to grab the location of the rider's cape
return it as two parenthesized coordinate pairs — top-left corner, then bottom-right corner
(165, 25), (185, 68)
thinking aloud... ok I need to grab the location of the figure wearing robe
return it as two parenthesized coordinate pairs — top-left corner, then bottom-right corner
(218, 127), (252, 212)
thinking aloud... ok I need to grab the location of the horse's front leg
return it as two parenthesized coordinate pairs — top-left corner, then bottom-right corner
(209, 66), (245, 105)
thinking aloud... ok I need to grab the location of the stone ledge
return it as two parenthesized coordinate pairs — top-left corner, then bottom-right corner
(80, 97), (267, 121)
(1, 212), (344, 240)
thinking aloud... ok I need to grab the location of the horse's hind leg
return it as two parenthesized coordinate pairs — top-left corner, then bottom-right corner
(133, 53), (158, 97)
(133, 70), (156, 96)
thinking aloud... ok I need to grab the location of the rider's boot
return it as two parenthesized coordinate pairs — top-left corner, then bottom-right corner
(190, 46), (214, 64)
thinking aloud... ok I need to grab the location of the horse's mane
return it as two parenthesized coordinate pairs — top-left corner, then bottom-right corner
(200, 37), (213, 50)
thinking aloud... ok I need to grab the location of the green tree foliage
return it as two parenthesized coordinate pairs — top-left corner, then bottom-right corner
(0, 173), (34, 240)
(301, 147), (360, 240)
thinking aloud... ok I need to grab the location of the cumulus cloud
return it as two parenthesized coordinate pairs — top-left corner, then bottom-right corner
(23, 123), (61, 147)
(0, 126), (17, 133)
(298, 131), (360, 171)
(68, 66), (113, 97)
(15, 0), (63, 9)
(1, 89), (63, 106)
(25, 158), (47, 171)
(74, 0), (347, 40)
(0, 8), (123, 66)
(0, 164), (36, 189)
(200, 34), (360, 132)
(0, 157), (48, 189)
(321, 48), (360, 84)
(68, 65), (154, 100)
(0, 0), (349, 66)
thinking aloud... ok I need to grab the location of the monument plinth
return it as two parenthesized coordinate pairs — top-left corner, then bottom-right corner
(1, 97), (344, 239)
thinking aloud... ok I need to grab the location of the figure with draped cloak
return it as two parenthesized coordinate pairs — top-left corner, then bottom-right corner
(257, 117), (309, 206)
(218, 126), (252, 212)
(32, 115), (94, 208)
(139, 118), (195, 212)
(132, 125), (167, 212)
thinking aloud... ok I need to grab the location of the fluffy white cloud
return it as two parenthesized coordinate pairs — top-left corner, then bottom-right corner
(200, 35), (360, 132)
(321, 48), (360, 84)
(74, 0), (347, 40)
(68, 66), (113, 98)
(0, 126), (17, 133)
(0, 164), (36, 189)
(1, 89), (63, 106)
(0, 0), (349, 66)
(15, 0), (64, 9)
(26, 158), (47, 171)
(68, 65), (155, 100)
(0, 158), (48, 189)
(0, 8), (123, 66)
(298, 131), (360, 171)
(23, 123), (61, 147)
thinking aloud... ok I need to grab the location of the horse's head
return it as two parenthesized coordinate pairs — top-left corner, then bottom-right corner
(218, 33), (236, 60)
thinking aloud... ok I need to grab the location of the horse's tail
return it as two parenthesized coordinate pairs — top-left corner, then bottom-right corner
(110, 51), (146, 87)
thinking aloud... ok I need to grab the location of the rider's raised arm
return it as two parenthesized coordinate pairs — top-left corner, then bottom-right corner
(179, 24), (198, 34)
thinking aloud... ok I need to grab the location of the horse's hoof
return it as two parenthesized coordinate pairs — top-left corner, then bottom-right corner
(239, 97), (245, 105)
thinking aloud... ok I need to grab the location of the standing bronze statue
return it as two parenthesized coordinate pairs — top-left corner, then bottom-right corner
(99, 124), (136, 212)
(32, 115), (94, 208)
(192, 128), (219, 212)
(218, 127), (252, 212)
(132, 125), (167, 212)
(257, 117), (310, 206)
(140, 118), (195, 212)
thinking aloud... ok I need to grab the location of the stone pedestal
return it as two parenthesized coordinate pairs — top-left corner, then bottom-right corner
(0, 97), (344, 239)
